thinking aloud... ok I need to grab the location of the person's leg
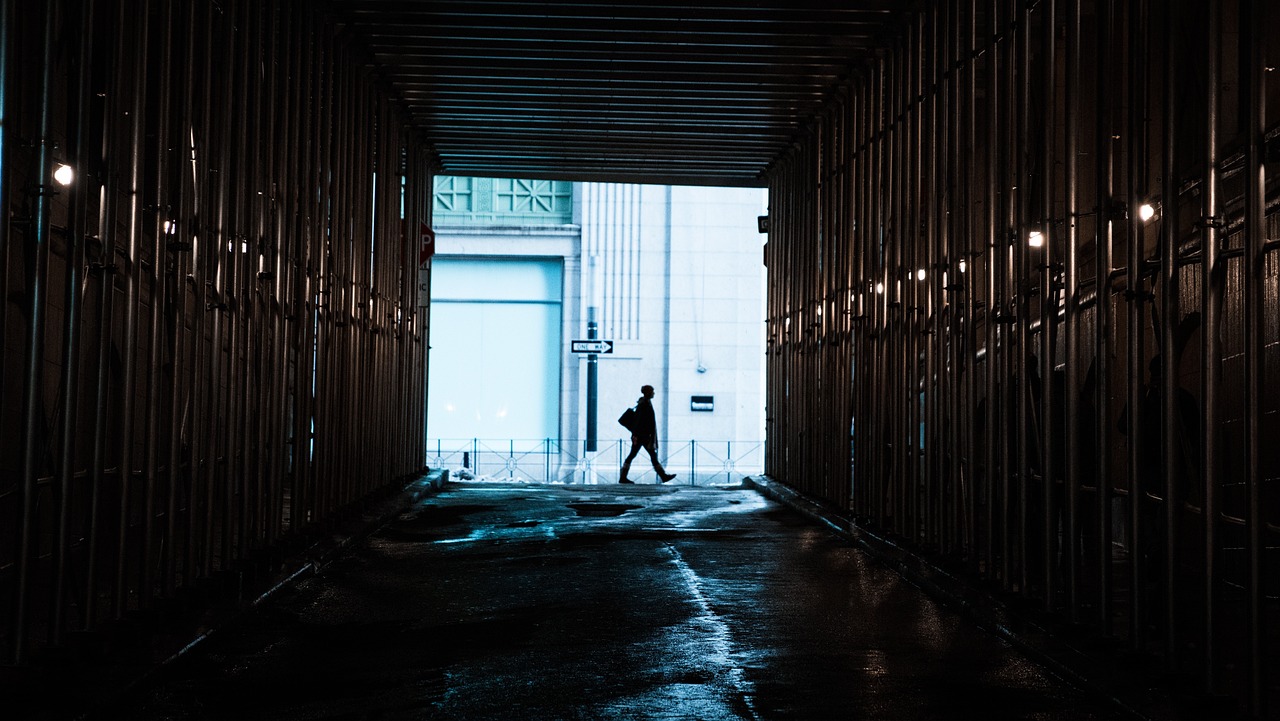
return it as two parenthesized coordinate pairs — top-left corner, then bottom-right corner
(643, 443), (676, 482)
(620, 439), (642, 483)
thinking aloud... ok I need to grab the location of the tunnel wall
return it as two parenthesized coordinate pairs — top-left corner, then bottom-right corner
(0, 1), (432, 664)
(764, 0), (1279, 716)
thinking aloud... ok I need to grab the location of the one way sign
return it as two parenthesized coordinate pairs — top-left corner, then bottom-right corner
(571, 340), (614, 354)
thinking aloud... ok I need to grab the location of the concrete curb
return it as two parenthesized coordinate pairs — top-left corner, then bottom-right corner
(744, 474), (1165, 721)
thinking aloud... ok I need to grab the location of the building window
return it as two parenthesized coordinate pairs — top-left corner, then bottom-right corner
(433, 176), (573, 225)
(495, 178), (572, 217)
(434, 176), (473, 213)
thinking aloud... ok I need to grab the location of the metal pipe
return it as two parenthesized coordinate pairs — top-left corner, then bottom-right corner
(166, 0), (197, 595)
(251, 0), (270, 537)
(942, 0), (956, 554)
(933, 0), (947, 553)
(1015, 0), (1032, 597)
(15, 0), (60, 663)
(907, 16), (921, 542)
(185, 0), (215, 583)
(1125, 0), (1149, 648)
(225, 0), (253, 567)
(115, 0), (151, 617)
(1158, 0), (1178, 665)
(293, 12), (320, 531)
(858, 76), (872, 520)
(953, 0), (967, 557)
(1242, 0), (1266, 711)
(142, 0), (174, 609)
(53, 0), (97, 643)
(1199, 0), (1221, 694)
(919, 7), (934, 548)
(244, 2), (275, 540)
(86, 0), (127, 628)
(344, 67), (364, 504)
(859, 68), (870, 521)
(897, 30), (910, 539)
(235, 0), (255, 551)
(264, 2), (285, 541)
(869, 60), (885, 524)
(849, 90), (862, 516)
(865, 59), (875, 522)
(326, 41), (351, 515)
(323, 26), (343, 519)
(1063, 0), (1081, 622)
(359, 79), (374, 499)
(984, 0), (1001, 583)
(312, 27), (332, 521)
(0, 0), (11, 448)
(887, 44), (901, 535)
(272, 1), (297, 541)
(883, 49), (895, 531)
(1038, 0), (1056, 614)
(208, 0), (239, 574)
(963, 0), (977, 567)
(937, 35), (949, 553)
(993, 0), (1013, 589)
(1094, 0), (1115, 634)
(336, 59), (353, 507)
(989, 0), (1003, 584)
(307, 11), (325, 522)
(948, 0), (960, 556)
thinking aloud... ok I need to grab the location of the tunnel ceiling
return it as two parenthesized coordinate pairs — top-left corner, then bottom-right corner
(327, 0), (908, 187)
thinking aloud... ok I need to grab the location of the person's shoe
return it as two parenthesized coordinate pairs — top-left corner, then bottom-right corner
(660, 473), (677, 483)
(619, 477), (634, 484)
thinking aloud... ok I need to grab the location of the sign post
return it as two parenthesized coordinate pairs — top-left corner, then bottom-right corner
(585, 309), (598, 452)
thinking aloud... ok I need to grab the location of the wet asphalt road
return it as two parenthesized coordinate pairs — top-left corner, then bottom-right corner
(113, 482), (1125, 721)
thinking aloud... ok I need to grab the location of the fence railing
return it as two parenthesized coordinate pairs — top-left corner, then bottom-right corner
(425, 438), (765, 485)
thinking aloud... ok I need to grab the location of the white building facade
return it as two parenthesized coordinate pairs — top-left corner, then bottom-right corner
(426, 178), (766, 484)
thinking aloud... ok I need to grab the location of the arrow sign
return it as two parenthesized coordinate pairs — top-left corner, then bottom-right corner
(571, 339), (614, 354)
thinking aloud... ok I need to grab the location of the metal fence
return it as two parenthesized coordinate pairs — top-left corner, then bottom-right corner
(426, 439), (764, 486)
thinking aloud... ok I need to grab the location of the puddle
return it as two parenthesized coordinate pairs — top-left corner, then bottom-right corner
(566, 503), (643, 518)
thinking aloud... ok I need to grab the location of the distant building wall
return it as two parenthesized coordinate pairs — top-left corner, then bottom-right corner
(427, 176), (766, 480)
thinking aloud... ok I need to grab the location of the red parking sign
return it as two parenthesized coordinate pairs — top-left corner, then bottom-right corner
(419, 222), (435, 267)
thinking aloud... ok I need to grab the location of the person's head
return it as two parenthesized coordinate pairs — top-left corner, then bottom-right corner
(640, 384), (654, 399)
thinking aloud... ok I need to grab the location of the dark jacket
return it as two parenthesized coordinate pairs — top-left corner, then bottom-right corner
(633, 396), (658, 446)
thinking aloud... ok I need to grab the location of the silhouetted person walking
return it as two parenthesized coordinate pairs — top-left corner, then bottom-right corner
(620, 385), (676, 484)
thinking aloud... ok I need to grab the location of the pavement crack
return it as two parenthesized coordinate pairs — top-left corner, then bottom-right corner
(665, 543), (761, 721)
